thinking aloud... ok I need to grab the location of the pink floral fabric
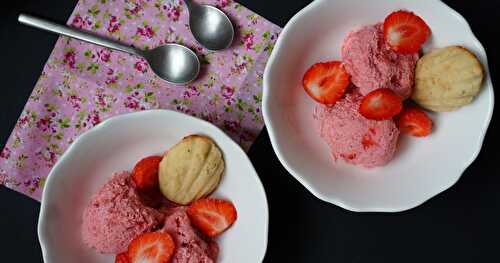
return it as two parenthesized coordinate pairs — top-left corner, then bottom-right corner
(0, 0), (281, 200)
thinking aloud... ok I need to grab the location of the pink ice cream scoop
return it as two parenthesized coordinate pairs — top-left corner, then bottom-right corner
(341, 23), (419, 99)
(81, 171), (164, 254)
(160, 207), (219, 263)
(313, 90), (399, 168)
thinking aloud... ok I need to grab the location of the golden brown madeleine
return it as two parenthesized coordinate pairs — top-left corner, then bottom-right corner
(412, 46), (484, 112)
(159, 135), (224, 205)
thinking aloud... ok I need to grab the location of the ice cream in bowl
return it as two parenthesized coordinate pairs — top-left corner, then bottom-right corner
(263, 0), (494, 212)
(38, 110), (269, 263)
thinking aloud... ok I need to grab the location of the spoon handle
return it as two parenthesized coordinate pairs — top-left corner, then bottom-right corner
(18, 14), (144, 57)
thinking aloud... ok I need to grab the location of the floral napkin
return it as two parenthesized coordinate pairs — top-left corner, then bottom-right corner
(0, 0), (281, 200)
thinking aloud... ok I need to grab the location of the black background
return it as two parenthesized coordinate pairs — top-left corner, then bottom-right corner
(1, 0), (499, 262)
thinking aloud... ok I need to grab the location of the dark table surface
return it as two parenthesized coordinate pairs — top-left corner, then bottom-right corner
(2, 0), (499, 262)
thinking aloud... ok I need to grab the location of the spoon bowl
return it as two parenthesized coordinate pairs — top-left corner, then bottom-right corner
(185, 0), (234, 51)
(144, 44), (200, 84)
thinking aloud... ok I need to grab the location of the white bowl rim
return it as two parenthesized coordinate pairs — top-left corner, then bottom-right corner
(37, 109), (269, 262)
(262, 0), (495, 212)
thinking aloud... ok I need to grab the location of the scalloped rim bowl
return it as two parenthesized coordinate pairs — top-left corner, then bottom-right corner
(263, 0), (494, 212)
(38, 110), (269, 263)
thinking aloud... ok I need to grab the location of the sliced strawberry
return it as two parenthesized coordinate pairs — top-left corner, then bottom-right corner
(359, 88), (403, 120)
(127, 232), (175, 263)
(187, 198), (237, 237)
(131, 156), (163, 191)
(383, 10), (431, 54)
(396, 107), (433, 137)
(362, 133), (377, 149)
(302, 61), (350, 105)
(340, 153), (357, 160)
(115, 252), (130, 263)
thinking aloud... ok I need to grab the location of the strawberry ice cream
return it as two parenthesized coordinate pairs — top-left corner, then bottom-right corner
(341, 23), (419, 99)
(313, 90), (399, 168)
(81, 171), (164, 254)
(160, 207), (219, 263)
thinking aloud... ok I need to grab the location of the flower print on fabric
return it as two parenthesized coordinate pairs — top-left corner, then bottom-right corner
(107, 16), (122, 33)
(242, 32), (255, 50)
(63, 49), (76, 69)
(98, 49), (112, 63)
(136, 23), (156, 39)
(162, 0), (183, 21)
(70, 14), (85, 29)
(217, 0), (231, 9)
(134, 59), (148, 73)
(0, 0), (281, 201)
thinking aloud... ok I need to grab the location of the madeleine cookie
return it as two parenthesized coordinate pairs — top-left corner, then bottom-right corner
(412, 46), (484, 112)
(159, 135), (224, 205)
(416, 96), (474, 112)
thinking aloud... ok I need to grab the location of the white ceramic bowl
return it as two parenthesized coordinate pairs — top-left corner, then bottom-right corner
(263, 0), (494, 212)
(38, 110), (268, 263)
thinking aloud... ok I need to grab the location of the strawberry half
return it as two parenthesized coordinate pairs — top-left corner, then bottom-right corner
(115, 252), (130, 263)
(131, 156), (163, 191)
(302, 61), (350, 105)
(395, 107), (433, 137)
(359, 88), (403, 120)
(383, 10), (431, 54)
(187, 198), (237, 237)
(127, 232), (175, 263)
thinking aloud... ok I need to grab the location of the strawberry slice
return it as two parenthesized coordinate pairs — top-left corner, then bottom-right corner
(383, 10), (431, 54)
(359, 88), (403, 120)
(131, 156), (163, 191)
(302, 61), (350, 105)
(115, 252), (130, 263)
(187, 198), (237, 237)
(127, 232), (175, 263)
(395, 107), (433, 137)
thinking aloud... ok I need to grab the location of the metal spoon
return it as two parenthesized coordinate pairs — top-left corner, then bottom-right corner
(184, 0), (234, 51)
(18, 14), (200, 84)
